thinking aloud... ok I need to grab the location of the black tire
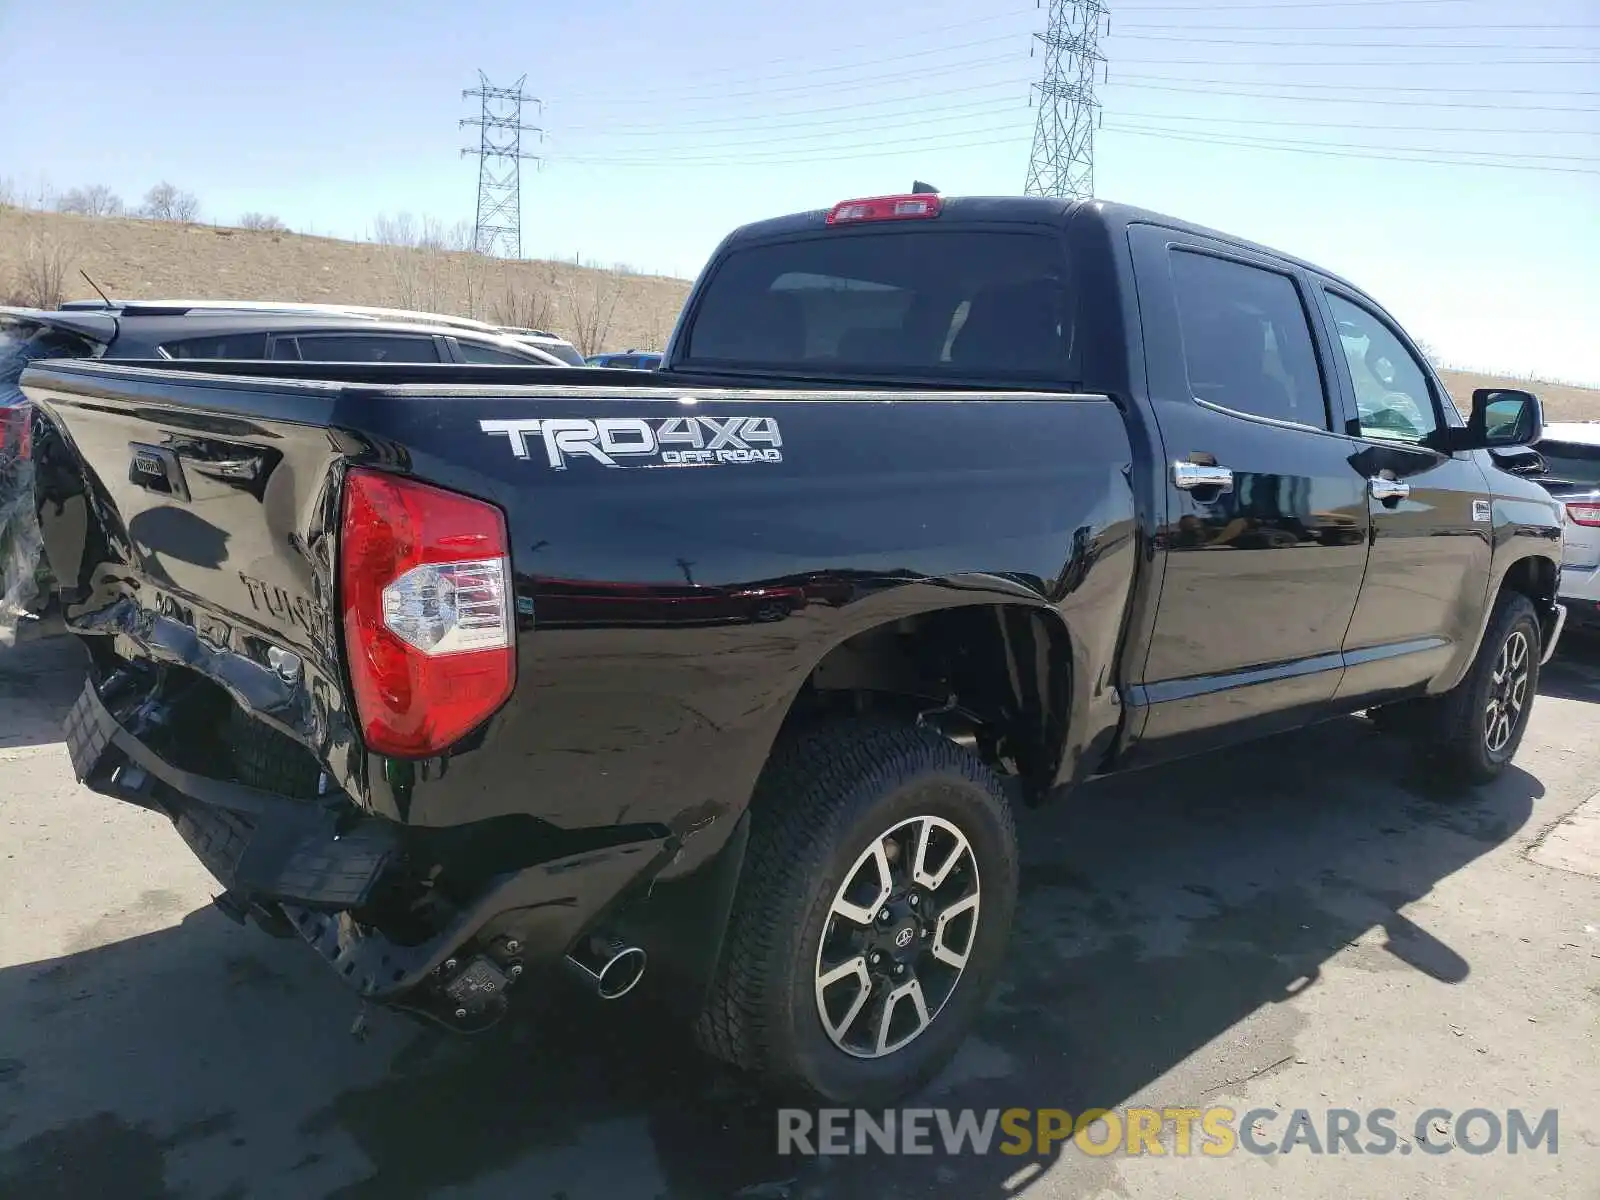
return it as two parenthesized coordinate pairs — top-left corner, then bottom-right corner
(1422, 591), (1542, 784)
(694, 720), (1019, 1104)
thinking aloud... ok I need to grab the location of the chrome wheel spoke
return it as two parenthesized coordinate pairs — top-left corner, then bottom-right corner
(875, 976), (932, 1057)
(930, 891), (980, 970)
(911, 817), (967, 890)
(829, 839), (894, 928)
(816, 956), (872, 1045)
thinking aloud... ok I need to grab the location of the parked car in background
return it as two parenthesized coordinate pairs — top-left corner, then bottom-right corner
(48, 300), (571, 366)
(1525, 421), (1600, 631)
(492, 326), (590, 366)
(587, 349), (664, 370)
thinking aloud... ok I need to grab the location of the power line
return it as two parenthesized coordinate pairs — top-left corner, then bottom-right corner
(1108, 78), (1600, 110)
(1118, 21), (1600, 30)
(566, 103), (1587, 156)
(1114, 71), (1600, 95)
(1110, 121), (1597, 161)
(559, 45), (1024, 104)
(1116, 0), (1500, 9)
(1110, 33), (1596, 48)
(560, 54), (1020, 107)
(1112, 56), (1600, 65)
(562, 82), (1032, 133)
(1112, 110), (1593, 135)
(1103, 123), (1600, 173)
(555, 118), (1599, 172)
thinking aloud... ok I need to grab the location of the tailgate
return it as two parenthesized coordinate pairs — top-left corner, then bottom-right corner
(23, 360), (347, 667)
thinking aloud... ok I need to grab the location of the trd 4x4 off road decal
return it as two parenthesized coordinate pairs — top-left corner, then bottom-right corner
(480, 416), (783, 470)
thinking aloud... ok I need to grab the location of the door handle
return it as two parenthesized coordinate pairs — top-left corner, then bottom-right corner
(1369, 476), (1410, 502)
(1173, 461), (1234, 493)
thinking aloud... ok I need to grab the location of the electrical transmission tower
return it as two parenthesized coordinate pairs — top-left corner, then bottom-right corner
(460, 72), (543, 258)
(1025, 0), (1108, 200)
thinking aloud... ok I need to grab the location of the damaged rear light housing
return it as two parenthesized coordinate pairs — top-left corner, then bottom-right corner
(340, 468), (514, 757)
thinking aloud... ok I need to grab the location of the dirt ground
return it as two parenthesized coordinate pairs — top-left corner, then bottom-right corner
(3, 206), (1597, 419)
(1, 627), (1597, 1199)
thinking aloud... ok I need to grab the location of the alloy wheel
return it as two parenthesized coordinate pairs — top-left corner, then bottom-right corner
(813, 815), (981, 1059)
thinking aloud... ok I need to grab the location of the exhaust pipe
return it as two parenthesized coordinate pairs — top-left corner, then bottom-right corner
(564, 934), (647, 1000)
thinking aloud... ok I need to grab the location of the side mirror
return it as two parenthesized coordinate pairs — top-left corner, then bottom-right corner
(1432, 388), (1543, 452)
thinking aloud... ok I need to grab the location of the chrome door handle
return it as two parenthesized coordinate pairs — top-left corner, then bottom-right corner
(1173, 461), (1234, 493)
(1369, 476), (1410, 501)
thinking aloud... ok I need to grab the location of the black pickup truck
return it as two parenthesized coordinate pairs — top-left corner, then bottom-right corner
(21, 194), (1566, 1104)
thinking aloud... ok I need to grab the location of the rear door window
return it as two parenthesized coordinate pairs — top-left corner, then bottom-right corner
(290, 334), (440, 363)
(161, 333), (269, 359)
(455, 340), (540, 365)
(683, 230), (1074, 380)
(1168, 250), (1330, 430)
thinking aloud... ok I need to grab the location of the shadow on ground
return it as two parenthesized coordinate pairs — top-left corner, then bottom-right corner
(0, 709), (1548, 1199)
(0, 626), (83, 750)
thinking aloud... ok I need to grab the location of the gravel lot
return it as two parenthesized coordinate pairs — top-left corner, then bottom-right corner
(2, 629), (1597, 1199)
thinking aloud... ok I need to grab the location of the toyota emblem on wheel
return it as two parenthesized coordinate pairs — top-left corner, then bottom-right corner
(894, 926), (914, 949)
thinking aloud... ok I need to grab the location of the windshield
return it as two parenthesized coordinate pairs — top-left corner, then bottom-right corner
(683, 229), (1075, 381)
(1533, 438), (1600, 488)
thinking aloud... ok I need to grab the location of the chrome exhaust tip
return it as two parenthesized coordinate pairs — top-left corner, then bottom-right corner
(564, 935), (647, 1000)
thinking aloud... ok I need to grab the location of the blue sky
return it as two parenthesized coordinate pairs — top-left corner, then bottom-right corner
(1, 0), (1595, 381)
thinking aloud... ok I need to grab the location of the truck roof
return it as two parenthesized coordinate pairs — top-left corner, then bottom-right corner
(718, 195), (1366, 296)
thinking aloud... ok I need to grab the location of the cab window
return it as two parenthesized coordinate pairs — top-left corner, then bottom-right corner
(1324, 293), (1440, 444)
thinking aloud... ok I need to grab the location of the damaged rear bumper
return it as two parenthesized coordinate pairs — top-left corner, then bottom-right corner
(63, 674), (675, 1030)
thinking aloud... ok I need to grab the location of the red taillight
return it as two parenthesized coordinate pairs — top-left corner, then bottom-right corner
(1567, 502), (1600, 528)
(339, 468), (514, 758)
(826, 194), (943, 225)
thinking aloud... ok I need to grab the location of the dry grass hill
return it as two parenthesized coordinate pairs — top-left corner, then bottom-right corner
(4, 205), (1596, 421)
(0, 206), (691, 356)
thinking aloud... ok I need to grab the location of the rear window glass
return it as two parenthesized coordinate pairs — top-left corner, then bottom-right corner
(1533, 438), (1600, 487)
(162, 333), (269, 359)
(684, 230), (1074, 379)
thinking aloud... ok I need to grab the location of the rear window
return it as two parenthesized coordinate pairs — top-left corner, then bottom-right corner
(683, 230), (1075, 380)
(1533, 438), (1600, 487)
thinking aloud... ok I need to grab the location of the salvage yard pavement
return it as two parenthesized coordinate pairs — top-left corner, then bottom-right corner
(2, 634), (1598, 1199)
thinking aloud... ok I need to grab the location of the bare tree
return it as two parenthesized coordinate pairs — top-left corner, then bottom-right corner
(0, 177), (20, 209)
(238, 212), (287, 232)
(141, 181), (200, 222)
(567, 270), (625, 357)
(56, 184), (124, 218)
(371, 211), (420, 247)
(4, 234), (72, 308)
(492, 270), (559, 332)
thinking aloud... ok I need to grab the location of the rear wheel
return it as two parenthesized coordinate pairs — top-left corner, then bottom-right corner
(695, 720), (1018, 1104)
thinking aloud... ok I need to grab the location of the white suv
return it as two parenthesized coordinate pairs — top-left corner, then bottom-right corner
(1528, 422), (1600, 631)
